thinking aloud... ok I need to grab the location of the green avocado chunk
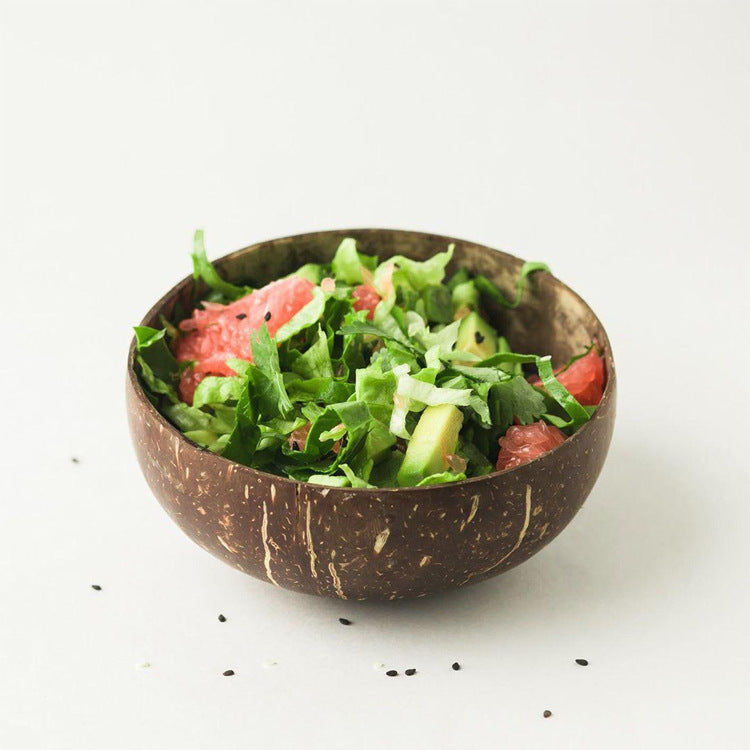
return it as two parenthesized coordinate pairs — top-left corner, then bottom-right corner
(456, 312), (498, 362)
(397, 404), (464, 487)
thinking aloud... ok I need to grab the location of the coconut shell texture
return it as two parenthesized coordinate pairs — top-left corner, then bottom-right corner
(126, 229), (616, 600)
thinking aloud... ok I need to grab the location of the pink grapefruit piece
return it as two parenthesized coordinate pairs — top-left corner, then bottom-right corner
(529, 349), (605, 406)
(495, 421), (566, 471)
(174, 275), (315, 402)
(352, 284), (381, 320)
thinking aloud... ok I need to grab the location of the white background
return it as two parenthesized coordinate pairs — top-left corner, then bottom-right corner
(1, 1), (748, 748)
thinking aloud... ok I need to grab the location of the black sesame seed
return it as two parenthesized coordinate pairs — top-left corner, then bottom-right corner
(91, 584), (102, 591)
(264, 311), (272, 322)
(338, 617), (352, 626)
(451, 662), (461, 671)
(71, 457), (79, 463)
(575, 659), (589, 666)
(405, 668), (417, 676)
(235, 313), (247, 320)
(386, 670), (398, 677)
(218, 614), (226, 622)
(474, 331), (485, 344)
(543, 710), (552, 718)
(222, 669), (235, 676)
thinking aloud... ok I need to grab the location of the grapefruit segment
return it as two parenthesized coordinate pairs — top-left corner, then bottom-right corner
(352, 284), (381, 320)
(529, 349), (605, 406)
(174, 275), (315, 401)
(496, 421), (566, 471)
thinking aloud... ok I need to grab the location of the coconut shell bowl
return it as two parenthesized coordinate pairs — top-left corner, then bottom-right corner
(126, 229), (616, 601)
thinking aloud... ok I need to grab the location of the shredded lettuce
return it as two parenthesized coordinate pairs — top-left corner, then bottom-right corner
(134, 326), (179, 385)
(395, 374), (472, 408)
(290, 327), (333, 380)
(331, 237), (376, 286)
(384, 244), (454, 291)
(275, 287), (327, 342)
(192, 376), (244, 409)
(416, 471), (467, 486)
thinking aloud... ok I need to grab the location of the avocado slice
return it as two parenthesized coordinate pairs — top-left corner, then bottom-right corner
(456, 312), (498, 363)
(451, 280), (479, 318)
(397, 404), (464, 487)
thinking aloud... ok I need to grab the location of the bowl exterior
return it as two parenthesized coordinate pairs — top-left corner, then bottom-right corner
(126, 229), (616, 600)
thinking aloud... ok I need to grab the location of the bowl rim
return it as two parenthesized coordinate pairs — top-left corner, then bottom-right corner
(127, 227), (616, 494)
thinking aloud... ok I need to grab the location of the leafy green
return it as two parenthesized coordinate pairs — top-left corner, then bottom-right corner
(192, 375), (244, 409)
(191, 230), (252, 301)
(355, 360), (398, 406)
(134, 326), (179, 384)
(307, 474), (351, 488)
(416, 471), (466, 486)
(487, 377), (547, 433)
(286, 378), (355, 403)
(340, 317), (420, 354)
(222, 381), (261, 463)
(535, 355), (591, 429)
(331, 237), (375, 285)
(290, 327), (333, 380)
(395, 372), (472, 407)
(446, 267), (471, 290)
(249, 326), (293, 420)
(135, 356), (179, 404)
(421, 285), (453, 323)
(275, 287), (327, 342)
(474, 261), (551, 309)
(385, 244), (454, 291)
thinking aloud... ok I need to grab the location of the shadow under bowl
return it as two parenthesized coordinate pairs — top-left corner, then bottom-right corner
(126, 228), (616, 600)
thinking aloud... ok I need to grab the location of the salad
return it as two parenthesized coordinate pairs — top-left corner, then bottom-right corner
(133, 233), (605, 488)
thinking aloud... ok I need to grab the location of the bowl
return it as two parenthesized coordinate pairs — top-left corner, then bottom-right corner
(127, 229), (616, 600)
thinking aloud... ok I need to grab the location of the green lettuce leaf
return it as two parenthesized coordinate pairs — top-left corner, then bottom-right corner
(249, 326), (293, 420)
(286, 378), (355, 404)
(192, 375), (245, 409)
(275, 287), (327, 342)
(331, 238), (369, 284)
(535, 355), (591, 429)
(135, 355), (179, 404)
(134, 326), (179, 384)
(385, 244), (454, 291)
(290, 326), (333, 380)
(355, 360), (398, 406)
(487, 376), (547, 434)
(421, 284), (453, 323)
(474, 261), (551, 309)
(307, 474), (351, 488)
(395, 373), (472, 407)
(416, 470), (467, 486)
(191, 230), (252, 301)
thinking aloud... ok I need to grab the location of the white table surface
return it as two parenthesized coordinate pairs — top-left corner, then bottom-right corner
(1, 1), (748, 748)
